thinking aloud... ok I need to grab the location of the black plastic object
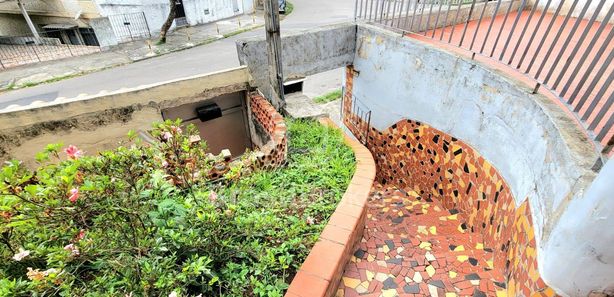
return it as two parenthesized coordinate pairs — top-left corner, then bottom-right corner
(196, 103), (222, 122)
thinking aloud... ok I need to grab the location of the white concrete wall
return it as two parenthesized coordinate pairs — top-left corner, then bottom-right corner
(95, 0), (245, 34)
(530, 0), (614, 23)
(351, 24), (602, 296)
(541, 158), (614, 296)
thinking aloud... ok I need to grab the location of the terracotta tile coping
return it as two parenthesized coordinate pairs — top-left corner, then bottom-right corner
(285, 117), (376, 297)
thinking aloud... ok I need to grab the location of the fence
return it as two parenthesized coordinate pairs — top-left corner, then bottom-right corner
(108, 12), (151, 43)
(0, 33), (100, 70)
(355, 0), (614, 154)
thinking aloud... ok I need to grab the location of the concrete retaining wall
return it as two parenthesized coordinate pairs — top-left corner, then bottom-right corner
(236, 23), (356, 101)
(0, 67), (249, 166)
(350, 24), (602, 296)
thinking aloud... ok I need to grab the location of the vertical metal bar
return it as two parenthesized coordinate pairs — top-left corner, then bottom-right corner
(469, 0), (490, 51)
(373, 0), (380, 21)
(143, 12), (151, 38)
(574, 49), (614, 114)
(587, 71), (614, 131)
(399, 0), (405, 27)
(525, 0), (565, 73)
(385, 0), (394, 25)
(506, 0), (540, 65)
(447, 0), (465, 42)
(489, 0), (516, 56)
(424, 0), (437, 35)
(359, 0), (366, 19)
(541, 0), (593, 84)
(479, 0), (502, 54)
(369, 0), (376, 20)
(533, 0), (580, 78)
(381, 0), (388, 22)
(498, 0), (528, 61)
(516, 0), (553, 69)
(390, 0), (398, 26)
(439, 0), (454, 40)
(458, 0), (478, 47)
(432, 0), (445, 38)
(596, 116), (614, 142)
(355, 0), (359, 19)
(403, 0), (413, 29)
(553, 0), (611, 91)
(417, 0), (428, 33)
(568, 28), (614, 104)
(410, 0), (420, 32)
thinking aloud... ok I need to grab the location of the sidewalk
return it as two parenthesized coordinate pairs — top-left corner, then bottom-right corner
(0, 13), (265, 90)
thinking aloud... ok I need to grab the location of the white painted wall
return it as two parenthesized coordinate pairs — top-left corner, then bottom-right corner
(530, 0), (614, 23)
(94, 0), (246, 35)
(541, 158), (614, 296)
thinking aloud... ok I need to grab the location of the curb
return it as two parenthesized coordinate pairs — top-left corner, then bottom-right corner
(285, 117), (376, 297)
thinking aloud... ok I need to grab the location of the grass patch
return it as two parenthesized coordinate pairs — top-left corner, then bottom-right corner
(283, 1), (294, 15)
(0, 118), (355, 296)
(313, 88), (342, 104)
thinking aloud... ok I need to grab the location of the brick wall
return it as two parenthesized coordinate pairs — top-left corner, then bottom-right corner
(248, 92), (287, 168)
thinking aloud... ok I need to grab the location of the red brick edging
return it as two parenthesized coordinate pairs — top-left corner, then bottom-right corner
(285, 117), (376, 297)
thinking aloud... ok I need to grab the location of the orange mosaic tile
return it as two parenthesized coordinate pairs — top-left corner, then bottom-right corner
(340, 65), (558, 296)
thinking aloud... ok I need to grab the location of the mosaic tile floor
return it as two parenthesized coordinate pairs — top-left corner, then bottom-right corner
(337, 183), (508, 297)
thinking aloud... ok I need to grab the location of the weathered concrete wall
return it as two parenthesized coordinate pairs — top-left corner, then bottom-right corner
(351, 24), (601, 296)
(89, 17), (119, 49)
(542, 157), (614, 296)
(236, 23), (356, 100)
(0, 67), (249, 166)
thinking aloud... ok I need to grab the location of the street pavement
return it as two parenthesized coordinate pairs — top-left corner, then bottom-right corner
(0, 0), (354, 109)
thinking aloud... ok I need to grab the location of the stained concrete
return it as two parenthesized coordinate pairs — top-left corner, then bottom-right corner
(0, 67), (249, 165)
(236, 23), (356, 100)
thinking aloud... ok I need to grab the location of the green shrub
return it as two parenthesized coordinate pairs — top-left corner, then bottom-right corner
(0, 118), (355, 296)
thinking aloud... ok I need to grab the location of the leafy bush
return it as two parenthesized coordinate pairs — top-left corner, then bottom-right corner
(0, 118), (355, 296)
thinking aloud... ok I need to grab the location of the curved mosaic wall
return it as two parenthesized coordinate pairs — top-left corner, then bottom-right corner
(342, 67), (556, 296)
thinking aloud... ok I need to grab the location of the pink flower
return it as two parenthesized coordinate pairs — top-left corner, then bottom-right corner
(168, 292), (178, 297)
(64, 243), (80, 256)
(162, 132), (173, 140)
(12, 248), (30, 261)
(68, 188), (79, 203)
(161, 160), (169, 168)
(306, 216), (316, 225)
(171, 126), (182, 134)
(64, 145), (83, 160)
(76, 230), (86, 241)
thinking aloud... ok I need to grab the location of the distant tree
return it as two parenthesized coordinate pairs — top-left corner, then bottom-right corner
(158, 0), (177, 44)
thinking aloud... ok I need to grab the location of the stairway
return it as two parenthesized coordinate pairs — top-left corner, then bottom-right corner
(337, 183), (508, 297)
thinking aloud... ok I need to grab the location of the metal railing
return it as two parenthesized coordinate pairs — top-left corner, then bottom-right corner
(342, 91), (372, 146)
(108, 12), (152, 43)
(355, 0), (614, 154)
(0, 32), (101, 70)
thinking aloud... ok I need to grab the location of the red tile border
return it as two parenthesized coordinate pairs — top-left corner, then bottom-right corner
(284, 117), (376, 297)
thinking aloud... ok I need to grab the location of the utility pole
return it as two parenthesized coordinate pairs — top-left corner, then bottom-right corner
(17, 0), (41, 44)
(263, 0), (284, 109)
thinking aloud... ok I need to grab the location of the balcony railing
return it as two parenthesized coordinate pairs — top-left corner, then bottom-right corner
(355, 0), (614, 155)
